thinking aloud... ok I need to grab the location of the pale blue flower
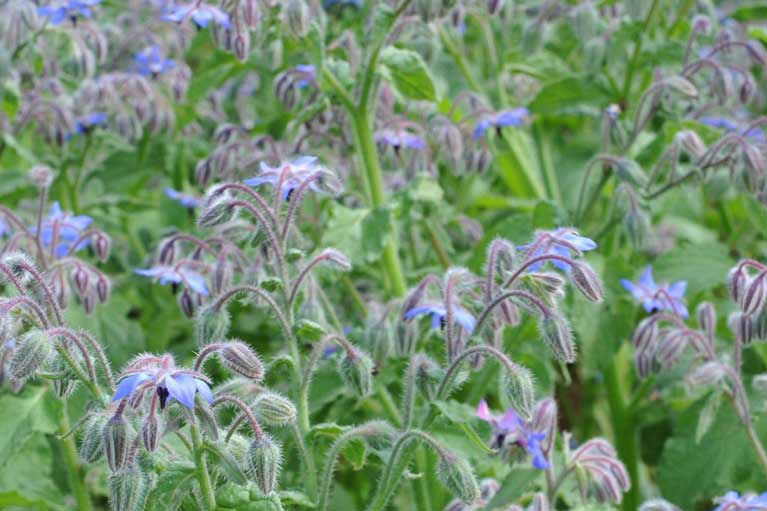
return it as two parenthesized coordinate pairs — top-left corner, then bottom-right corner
(474, 107), (529, 139)
(113, 369), (213, 409)
(34, 202), (93, 258)
(134, 265), (209, 295)
(621, 266), (688, 318)
(519, 228), (597, 272)
(73, 112), (107, 135)
(375, 129), (427, 151)
(165, 188), (200, 208)
(38, 0), (101, 25)
(404, 303), (476, 334)
(476, 400), (549, 469)
(713, 491), (767, 511)
(135, 45), (175, 77)
(244, 156), (337, 200)
(162, 3), (231, 29)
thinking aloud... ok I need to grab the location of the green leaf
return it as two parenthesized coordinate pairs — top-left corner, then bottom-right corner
(278, 490), (316, 508)
(204, 440), (248, 485)
(379, 47), (437, 101)
(309, 422), (348, 439)
(730, 4), (767, 21)
(529, 76), (611, 116)
(360, 207), (392, 263)
(484, 468), (539, 509)
(342, 438), (367, 470)
(652, 241), (734, 296)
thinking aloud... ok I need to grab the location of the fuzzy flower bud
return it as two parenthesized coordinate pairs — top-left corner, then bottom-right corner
(696, 302), (717, 337)
(437, 451), (480, 505)
(503, 365), (535, 421)
(219, 341), (264, 381)
(28, 165), (55, 189)
(141, 414), (161, 452)
(108, 467), (148, 511)
(539, 314), (576, 363)
(686, 361), (729, 387)
(729, 312), (754, 346)
(570, 262), (604, 302)
(740, 273), (767, 316)
(80, 413), (109, 463)
(253, 392), (297, 426)
(246, 434), (282, 495)
(728, 266), (748, 304)
(197, 195), (235, 228)
(284, 0), (310, 38)
(0, 252), (35, 287)
(103, 413), (133, 472)
(675, 130), (706, 159)
(10, 329), (51, 380)
(339, 348), (375, 397)
(195, 306), (231, 346)
(94, 233), (111, 262)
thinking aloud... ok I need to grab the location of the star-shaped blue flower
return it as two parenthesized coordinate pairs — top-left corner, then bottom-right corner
(474, 107), (529, 139)
(477, 400), (549, 469)
(404, 303), (476, 334)
(38, 0), (101, 25)
(113, 369), (213, 409)
(620, 266), (688, 318)
(134, 265), (209, 296)
(135, 45), (175, 77)
(165, 188), (200, 208)
(162, 3), (231, 29)
(519, 228), (597, 272)
(34, 202), (93, 258)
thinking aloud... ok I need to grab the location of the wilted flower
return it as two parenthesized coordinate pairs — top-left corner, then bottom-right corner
(134, 265), (209, 295)
(112, 354), (213, 409)
(34, 202), (93, 258)
(38, 0), (101, 25)
(404, 303), (476, 334)
(244, 156), (340, 200)
(135, 46), (175, 77)
(473, 107), (529, 139)
(476, 400), (548, 469)
(162, 3), (231, 29)
(621, 266), (689, 318)
(519, 228), (597, 272)
(164, 188), (200, 208)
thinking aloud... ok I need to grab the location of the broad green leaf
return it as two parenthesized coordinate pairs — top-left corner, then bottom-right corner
(653, 241), (734, 296)
(380, 46), (437, 101)
(484, 468), (539, 509)
(529, 76), (611, 116)
(361, 207), (392, 263)
(342, 438), (366, 470)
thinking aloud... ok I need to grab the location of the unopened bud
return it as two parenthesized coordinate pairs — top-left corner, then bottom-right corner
(96, 275), (110, 303)
(740, 274), (767, 316)
(94, 233), (111, 262)
(632, 316), (659, 352)
(10, 329), (51, 380)
(624, 205), (651, 249)
(246, 434), (282, 495)
(197, 195), (235, 228)
(80, 412), (109, 463)
(572, 2), (598, 42)
(570, 262), (603, 302)
(195, 306), (231, 345)
(219, 341), (264, 381)
(729, 312), (754, 346)
(253, 392), (297, 426)
(295, 319), (326, 342)
(696, 302), (717, 336)
(531, 272), (566, 299)
(530, 493), (550, 511)
(539, 314), (576, 363)
(728, 265), (748, 304)
(486, 0), (504, 15)
(479, 478), (500, 501)
(28, 165), (55, 188)
(51, 350), (81, 399)
(179, 289), (195, 318)
(73, 267), (89, 295)
(437, 452), (480, 504)
(339, 349), (375, 397)
(503, 365), (535, 421)
(103, 413), (133, 472)
(320, 248), (352, 271)
(615, 158), (647, 188)
(141, 414), (161, 452)
(583, 37), (606, 75)
(666, 76), (698, 98)
(676, 130), (706, 159)
(415, 354), (443, 400)
(108, 467), (148, 511)
(687, 361), (728, 387)
(284, 0), (309, 37)
(0, 252), (35, 286)
(532, 398), (557, 455)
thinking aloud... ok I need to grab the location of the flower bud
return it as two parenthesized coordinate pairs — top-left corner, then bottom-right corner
(728, 265), (748, 304)
(108, 467), (148, 511)
(28, 165), (55, 188)
(632, 316), (659, 352)
(687, 361), (728, 387)
(219, 341), (264, 381)
(94, 233), (111, 262)
(572, 2), (598, 42)
(486, 0), (505, 15)
(675, 130), (706, 159)
(141, 414), (161, 452)
(639, 499), (681, 511)
(539, 314), (576, 363)
(753, 311), (767, 342)
(479, 478), (500, 501)
(570, 262), (604, 302)
(503, 365), (535, 420)
(395, 318), (418, 356)
(583, 37), (606, 74)
(320, 248), (352, 271)
(624, 206), (651, 250)
(615, 158), (647, 188)
(666, 76), (698, 98)
(96, 275), (111, 303)
(415, 354), (443, 400)
(197, 195), (235, 228)
(73, 266), (89, 295)
(729, 312), (754, 346)
(80, 412), (109, 463)
(437, 452), (480, 504)
(530, 493), (550, 511)
(195, 306), (231, 346)
(530, 272), (566, 300)
(10, 329), (52, 380)
(51, 350), (81, 399)
(213, 256), (233, 296)
(284, 0), (310, 38)
(740, 273), (767, 316)
(532, 398), (557, 455)
(253, 392), (297, 426)
(753, 374), (767, 393)
(370, 321), (393, 365)
(178, 290), (195, 318)
(295, 319), (326, 342)
(246, 434), (282, 495)
(103, 413), (133, 472)
(339, 349), (375, 397)
(0, 252), (35, 286)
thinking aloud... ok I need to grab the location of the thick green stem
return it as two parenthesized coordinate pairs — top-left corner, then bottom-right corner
(190, 422), (217, 511)
(58, 404), (92, 511)
(349, 109), (407, 296)
(604, 359), (640, 511)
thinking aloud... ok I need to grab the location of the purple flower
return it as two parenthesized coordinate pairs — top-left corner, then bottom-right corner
(473, 107), (529, 139)
(162, 3), (231, 29)
(374, 129), (427, 151)
(37, 0), (101, 25)
(244, 156), (338, 200)
(113, 358), (213, 409)
(403, 303), (476, 334)
(713, 491), (767, 511)
(135, 45), (175, 77)
(34, 202), (93, 258)
(476, 400), (549, 469)
(134, 265), (209, 295)
(165, 188), (200, 208)
(620, 266), (688, 318)
(519, 227), (597, 272)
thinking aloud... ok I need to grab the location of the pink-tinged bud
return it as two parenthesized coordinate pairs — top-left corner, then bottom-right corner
(103, 413), (133, 472)
(531, 272), (566, 300)
(539, 314), (576, 363)
(655, 329), (688, 369)
(729, 312), (754, 346)
(96, 275), (110, 303)
(321, 248), (352, 271)
(632, 316), (659, 351)
(213, 256), (233, 296)
(692, 15), (711, 33)
(740, 273), (767, 316)
(28, 165), (55, 189)
(94, 233), (111, 262)
(219, 341), (264, 381)
(696, 302), (716, 337)
(486, 0), (505, 15)
(141, 414), (160, 452)
(532, 398), (557, 455)
(675, 130), (706, 159)
(635, 347), (654, 378)
(686, 361), (728, 387)
(728, 265), (747, 304)
(570, 262), (604, 302)
(178, 290), (195, 318)
(83, 294), (95, 314)
(234, 32), (249, 63)
(479, 478), (500, 501)
(284, 0), (309, 37)
(158, 240), (176, 265)
(73, 267), (89, 295)
(753, 311), (767, 342)
(436, 451), (480, 505)
(741, 75), (755, 103)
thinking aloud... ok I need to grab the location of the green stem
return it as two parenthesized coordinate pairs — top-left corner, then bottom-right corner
(413, 448), (432, 511)
(621, 0), (660, 103)
(604, 358), (640, 511)
(291, 422), (318, 499)
(190, 422), (217, 510)
(423, 222), (450, 269)
(437, 25), (484, 94)
(58, 404), (92, 511)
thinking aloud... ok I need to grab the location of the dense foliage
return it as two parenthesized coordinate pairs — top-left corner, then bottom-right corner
(1, 1), (767, 510)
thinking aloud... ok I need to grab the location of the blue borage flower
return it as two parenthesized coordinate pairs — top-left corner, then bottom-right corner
(518, 227), (597, 272)
(0, 218), (8, 239)
(403, 302), (476, 334)
(713, 491), (767, 511)
(164, 188), (200, 208)
(134, 265), (209, 295)
(33, 202), (93, 258)
(293, 64), (316, 89)
(374, 128), (427, 151)
(476, 400), (549, 469)
(701, 116), (765, 142)
(73, 112), (107, 135)
(473, 107), (529, 140)
(135, 45), (175, 77)
(112, 354), (213, 409)
(620, 266), (688, 318)
(38, 0), (101, 25)
(162, 3), (231, 29)
(244, 156), (339, 201)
